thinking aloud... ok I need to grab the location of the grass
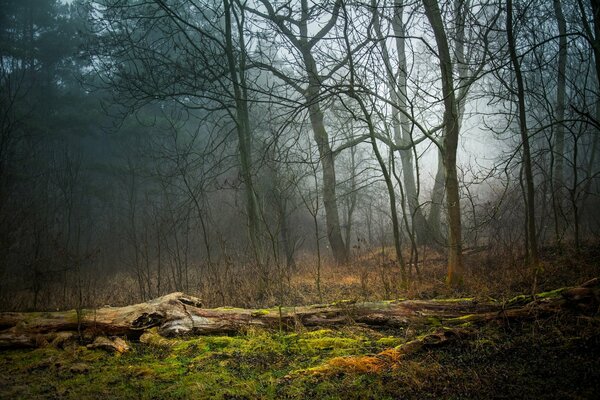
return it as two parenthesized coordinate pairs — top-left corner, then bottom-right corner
(0, 327), (392, 399)
(1, 312), (599, 399)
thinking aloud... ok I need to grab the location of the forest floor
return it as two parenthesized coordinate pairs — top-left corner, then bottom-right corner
(0, 309), (599, 399)
(1, 245), (599, 399)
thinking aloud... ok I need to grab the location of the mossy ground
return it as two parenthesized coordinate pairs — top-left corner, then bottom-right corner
(1, 313), (599, 399)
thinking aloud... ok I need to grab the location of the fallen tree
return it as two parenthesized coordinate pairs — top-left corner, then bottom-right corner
(0, 278), (598, 349)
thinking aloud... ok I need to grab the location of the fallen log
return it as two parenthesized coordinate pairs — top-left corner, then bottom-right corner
(0, 278), (597, 349)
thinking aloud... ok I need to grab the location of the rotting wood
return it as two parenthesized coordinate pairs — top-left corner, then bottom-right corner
(0, 279), (597, 349)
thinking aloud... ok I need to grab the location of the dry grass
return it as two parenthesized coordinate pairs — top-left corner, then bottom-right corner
(2, 242), (599, 311)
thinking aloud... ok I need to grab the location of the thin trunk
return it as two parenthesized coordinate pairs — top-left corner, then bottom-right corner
(453, 0), (469, 121)
(552, 0), (567, 244)
(366, 203), (374, 245)
(506, 0), (540, 291)
(313, 212), (322, 302)
(344, 147), (358, 255)
(591, 0), (600, 83)
(370, 135), (407, 283)
(571, 133), (581, 251)
(390, 1), (430, 245)
(249, 0), (347, 264)
(351, 94), (407, 282)
(344, 4), (405, 281)
(280, 216), (295, 270)
(576, 0), (600, 234)
(276, 190), (296, 270)
(427, 151), (446, 245)
(224, 0), (261, 262)
(181, 174), (213, 265)
(155, 214), (161, 296)
(580, 111), (599, 212)
(127, 165), (145, 301)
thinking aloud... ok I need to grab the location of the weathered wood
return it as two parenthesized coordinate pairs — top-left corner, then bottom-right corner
(87, 336), (130, 353)
(0, 279), (597, 349)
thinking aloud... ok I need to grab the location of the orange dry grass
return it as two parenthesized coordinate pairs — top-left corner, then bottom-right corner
(308, 348), (404, 376)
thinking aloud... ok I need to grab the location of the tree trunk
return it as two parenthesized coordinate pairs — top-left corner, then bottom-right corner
(422, 0), (464, 285)
(575, 0), (600, 240)
(590, 0), (600, 86)
(224, 0), (265, 273)
(365, 112), (407, 283)
(506, 0), (540, 288)
(343, 147), (358, 256)
(427, 151), (446, 245)
(552, 0), (567, 244)
(370, 0), (431, 246)
(305, 65), (347, 265)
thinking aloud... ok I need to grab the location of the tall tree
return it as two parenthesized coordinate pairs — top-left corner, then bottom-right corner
(421, 0), (465, 285)
(506, 0), (540, 288)
(245, 0), (349, 264)
(552, 0), (567, 243)
(372, 0), (432, 246)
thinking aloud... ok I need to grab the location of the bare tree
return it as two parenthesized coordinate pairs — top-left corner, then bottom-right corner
(421, 0), (465, 285)
(244, 0), (351, 264)
(552, 0), (568, 243)
(372, 0), (432, 246)
(506, 0), (540, 290)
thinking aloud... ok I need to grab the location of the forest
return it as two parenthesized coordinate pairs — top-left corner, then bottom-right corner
(0, 0), (599, 398)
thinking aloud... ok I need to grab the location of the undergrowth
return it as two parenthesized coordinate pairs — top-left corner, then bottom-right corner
(1, 245), (598, 398)
(1, 313), (599, 399)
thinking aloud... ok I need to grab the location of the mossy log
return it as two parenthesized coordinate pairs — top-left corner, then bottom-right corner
(0, 279), (597, 348)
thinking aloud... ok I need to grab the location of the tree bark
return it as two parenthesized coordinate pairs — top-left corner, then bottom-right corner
(307, 97), (347, 265)
(427, 151), (447, 245)
(422, 0), (464, 285)
(302, 48), (348, 264)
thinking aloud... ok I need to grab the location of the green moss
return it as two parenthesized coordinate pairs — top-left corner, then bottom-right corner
(506, 287), (567, 307)
(251, 309), (271, 317)
(506, 294), (531, 307)
(385, 298), (407, 303)
(376, 336), (405, 348)
(300, 337), (362, 350)
(212, 306), (248, 313)
(426, 316), (443, 326)
(332, 299), (357, 306)
(431, 297), (475, 303)
(204, 336), (241, 350)
(536, 287), (566, 299)
(445, 314), (476, 324)
(303, 329), (335, 338)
